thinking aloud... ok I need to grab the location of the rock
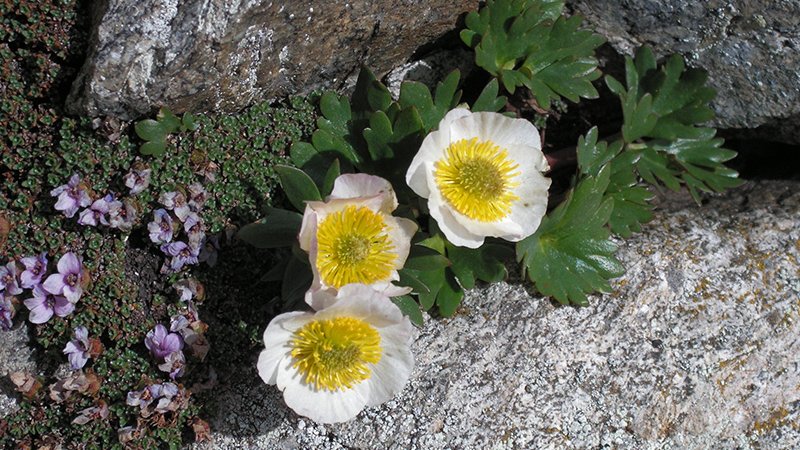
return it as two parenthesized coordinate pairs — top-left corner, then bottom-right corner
(0, 326), (36, 418)
(567, 1), (800, 142)
(196, 180), (800, 449)
(67, 0), (478, 120)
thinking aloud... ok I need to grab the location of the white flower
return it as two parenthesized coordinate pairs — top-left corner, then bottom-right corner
(406, 109), (551, 248)
(257, 284), (414, 424)
(298, 174), (417, 309)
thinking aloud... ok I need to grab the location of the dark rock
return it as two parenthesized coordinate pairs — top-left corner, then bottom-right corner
(567, 1), (800, 142)
(67, 0), (478, 120)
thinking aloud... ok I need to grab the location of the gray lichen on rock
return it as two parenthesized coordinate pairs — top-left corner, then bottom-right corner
(192, 180), (800, 449)
(567, 0), (800, 142)
(67, 0), (479, 119)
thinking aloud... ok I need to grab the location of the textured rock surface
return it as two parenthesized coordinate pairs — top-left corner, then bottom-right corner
(567, 0), (800, 140)
(66, 0), (477, 119)
(193, 180), (800, 449)
(0, 326), (35, 417)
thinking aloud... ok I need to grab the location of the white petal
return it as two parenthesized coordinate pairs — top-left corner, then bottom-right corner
(317, 285), (404, 328)
(281, 374), (369, 424)
(365, 323), (414, 407)
(385, 216), (417, 269)
(406, 108), (472, 198)
(297, 206), (317, 252)
(499, 171), (551, 242)
(305, 285), (339, 311)
(329, 174), (398, 212)
(257, 312), (310, 385)
(424, 169), (485, 249)
(449, 112), (547, 171)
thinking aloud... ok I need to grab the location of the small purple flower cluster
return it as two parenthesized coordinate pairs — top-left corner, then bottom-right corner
(50, 174), (141, 232)
(63, 326), (91, 370)
(125, 382), (187, 418)
(151, 183), (217, 273)
(170, 293), (210, 362)
(145, 324), (185, 379)
(0, 252), (85, 327)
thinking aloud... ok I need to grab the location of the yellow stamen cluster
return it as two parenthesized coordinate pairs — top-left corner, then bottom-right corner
(290, 317), (382, 391)
(316, 205), (396, 288)
(434, 138), (520, 222)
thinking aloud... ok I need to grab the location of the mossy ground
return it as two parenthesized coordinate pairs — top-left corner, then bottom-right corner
(1, 0), (316, 447)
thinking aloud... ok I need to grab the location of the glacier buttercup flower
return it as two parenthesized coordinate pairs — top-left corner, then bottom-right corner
(406, 109), (551, 248)
(298, 174), (417, 307)
(257, 284), (414, 424)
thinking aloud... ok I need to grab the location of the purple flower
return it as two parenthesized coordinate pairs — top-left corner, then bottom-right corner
(19, 252), (48, 289)
(108, 198), (137, 232)
(158, 351), (186, 379)
(173, 278), (203, 302)
(124, 167), (152, 195)
(144, 324), (183, 360)
(160, 241), (199, 272)
(63, 326), (91, 370)
(72, 402), (108, 425)
(1, 294), (15, 330)
(0, 261), (22, 295)
(50, 174), (91, 218)
(187, 183), (209, 212)
(159, 191), (190, 222)
(147, 209), (174, 244)
(127, 382), (181, 417)
(183, 212), (205, 248)
(23, 285), (74, 324)
(77, 195), (113, 227)
(42, 252), (83, 303)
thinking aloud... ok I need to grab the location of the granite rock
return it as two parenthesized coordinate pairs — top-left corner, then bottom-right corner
(0, 326), (36, 417)
(567, 0), (800, 142)
(195, 180), (800, 449)
(67, 0), (478, 120)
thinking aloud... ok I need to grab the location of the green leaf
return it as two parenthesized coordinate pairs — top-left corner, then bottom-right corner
(398, 70), (462, 132)
(351, 67), (392, 114)
(157, 108), (182, 133)
(237, 208), (302, 249)
(608, 46), (741, 199)
(290, 142), (318, 167)
(434, 70), (462, 115)
(576, 127), (623, 176)
(181, 112), (199, 131)
(404, 245), (451, 271)
(274, 165), (322, 212)
(139, 140), (166, 156)
(621, 92), (658, 142)
(407, 268), (444, 311)
(391, 295), (424, 327)
(516, 166), (625, 305)
(134, 119), (167, 141)
(282, 255), (312, 309)
(472, 79), (507, 112)
(320, 159), (340, 197)
(398, 269), (431, 295)
(436, 269), (464, 317)
(447, 242), (513, 290)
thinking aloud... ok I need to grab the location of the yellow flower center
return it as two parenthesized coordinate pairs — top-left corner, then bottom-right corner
(290, 317), (382, 391)
(434, 138), (520, 222)
(316, 205), (396, 288)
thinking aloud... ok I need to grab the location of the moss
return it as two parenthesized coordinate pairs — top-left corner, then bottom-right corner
(0, 0), (317, 447)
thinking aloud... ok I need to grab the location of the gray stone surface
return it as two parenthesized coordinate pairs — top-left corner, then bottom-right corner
(0, 326), (36, 417)
(195, 180), (800, 449)
(67, 0), (478, 119)
(567, 0), (800, 141)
